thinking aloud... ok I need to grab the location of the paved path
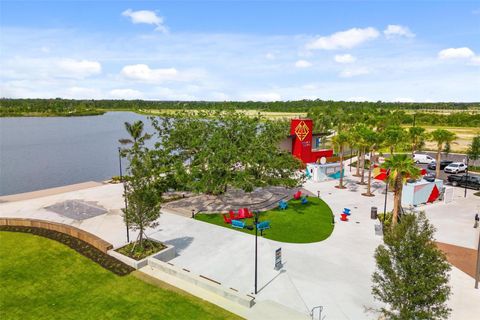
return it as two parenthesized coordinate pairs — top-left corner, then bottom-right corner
(1, 173), (479, 319)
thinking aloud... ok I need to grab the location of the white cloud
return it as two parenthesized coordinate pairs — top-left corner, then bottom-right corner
(339, 67), (370, 78)
(56, 58), (102, 77)
(334, 54), (356, 64)
(121, 64), (178, 82)
(65, 86), (102, 99)
(265, 53), (275, 60)
(438, 47), (475, 59)
(122, 9), (168, 33)
(394, 97), (415, 102)
(109, 88), (143, 99)
(243, 92), (281, 101)
(295, 59), (312, 68)
(306, 27), (379, 50)
(470, 56), (480, 65)
(384, 25), (415, 38)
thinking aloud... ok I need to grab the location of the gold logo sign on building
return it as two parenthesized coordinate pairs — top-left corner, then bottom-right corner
(295, 121), (309, 141)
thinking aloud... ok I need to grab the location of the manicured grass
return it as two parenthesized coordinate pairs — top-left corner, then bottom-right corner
(0, 232), (240, 320)
(195, 197), (334, 243)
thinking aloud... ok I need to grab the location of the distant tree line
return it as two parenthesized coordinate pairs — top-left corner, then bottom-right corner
(1, 98), (479, 127)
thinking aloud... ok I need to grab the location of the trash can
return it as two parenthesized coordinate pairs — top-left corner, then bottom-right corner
(371, 207), (378, 220)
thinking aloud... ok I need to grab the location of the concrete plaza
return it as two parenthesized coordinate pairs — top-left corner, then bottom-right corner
(1, 170), (479, 319)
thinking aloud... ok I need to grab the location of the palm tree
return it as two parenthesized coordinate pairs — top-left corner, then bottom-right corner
(430, 129), (456, 178)
(383, 125), (407, 156)
(381, 154), (421, 227)
(124, 120), (145, 144)
(332, 132), (349, 189)
(363, 129), (381, 197)
(408, 126), (427, 156)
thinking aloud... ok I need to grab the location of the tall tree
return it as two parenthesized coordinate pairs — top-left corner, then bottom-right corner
(408, 126), (427, 155)
(467, 135), (480, 167)
(430, 129), (456, 178)
(381, 154), (421, 226)
(332, 132), (349, 189)
(363, 129), (381, 197)
(122, 123), (164, 251)
(151, 110), (303, 195)
(383, 125), (407, 155)
(372, 212), (451, 320)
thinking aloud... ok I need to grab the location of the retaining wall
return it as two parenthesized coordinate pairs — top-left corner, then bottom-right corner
(0, 218), (113, 253)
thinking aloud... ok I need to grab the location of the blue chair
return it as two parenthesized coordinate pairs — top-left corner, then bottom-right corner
(232, 220), (245, 229)
(343, 208), (351, 216)
(256, 221), (271, 235)
(301, 196), (308, 205)
(279, 200), (288, 210)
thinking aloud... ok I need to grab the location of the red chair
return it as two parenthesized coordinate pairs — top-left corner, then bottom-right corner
(244, 208), (254, 218)
(223, 214), (232, 224)
(229, 210), (237, 220)
(340, 213), (348, 221)
(237, 208), (246, 219)
(293, 191), (302, 200)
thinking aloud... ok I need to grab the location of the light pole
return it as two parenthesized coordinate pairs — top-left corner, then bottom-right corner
(118, 147), (130, 243)
(254, 210), (259, 294)
(464, 156), (469, 198)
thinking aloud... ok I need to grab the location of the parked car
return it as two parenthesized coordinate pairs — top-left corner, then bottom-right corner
(413, 153), (435, 164)
(447, 174), (480, 190)
(444, 162), (467, 174)
(427, 160), (453, 170)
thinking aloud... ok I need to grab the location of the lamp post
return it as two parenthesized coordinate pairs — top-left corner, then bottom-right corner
(118, 147), (130, 243)
(464, 156), (469, 198)
(254, 210), (259, 294)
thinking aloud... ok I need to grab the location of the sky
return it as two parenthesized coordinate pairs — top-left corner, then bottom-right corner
(1, 0), (479, 102)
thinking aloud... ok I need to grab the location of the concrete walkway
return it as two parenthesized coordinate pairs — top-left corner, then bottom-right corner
(1, 172), (479, 319)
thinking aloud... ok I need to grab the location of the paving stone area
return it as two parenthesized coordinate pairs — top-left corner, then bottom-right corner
(45, 199), (108, 220)
(163, 186), (314, 216)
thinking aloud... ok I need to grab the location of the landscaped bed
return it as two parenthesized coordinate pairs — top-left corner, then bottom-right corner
(195, 197), (334, 243)
(0, 231), (240, 320)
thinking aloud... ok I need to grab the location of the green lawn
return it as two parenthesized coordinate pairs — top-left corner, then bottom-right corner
(0, 232), (240, 320)
(195, 197), (334, 243)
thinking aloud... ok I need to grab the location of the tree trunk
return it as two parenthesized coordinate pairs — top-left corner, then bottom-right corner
(392, 175), (403, 227)
(338, 145), (345, 188)
(390, 146), (394, 156)
(435, 146), (442, 178)
(360, 148), (366, 184)
(364, 150), (374, 196)
(355, 149), (361, 176)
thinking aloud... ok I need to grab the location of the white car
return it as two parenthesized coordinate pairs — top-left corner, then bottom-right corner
(413, 153), (435, 164)
(444, 162), (467, 174)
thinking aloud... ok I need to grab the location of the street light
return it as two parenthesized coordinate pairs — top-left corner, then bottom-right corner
(118, 147), (130, 243)
(254, 210), (259, 294)
(464, 156), (469, 198)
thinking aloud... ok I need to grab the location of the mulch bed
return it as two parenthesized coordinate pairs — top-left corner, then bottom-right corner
(0, 226), (135, 276)
(436, 242), (478, 278)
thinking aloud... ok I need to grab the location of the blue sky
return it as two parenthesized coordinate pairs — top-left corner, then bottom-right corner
(1, 0), (479, 102)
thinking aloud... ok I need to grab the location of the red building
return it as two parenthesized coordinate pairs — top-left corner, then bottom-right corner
(286, 119), (333, 164)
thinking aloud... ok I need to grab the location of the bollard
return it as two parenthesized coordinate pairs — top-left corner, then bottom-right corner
(371, 206), (378, 220)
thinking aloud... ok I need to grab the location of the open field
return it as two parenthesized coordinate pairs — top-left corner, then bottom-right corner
(128, 108), (307, 120)
(421, 126), (479, 153)
(0, 231), (240, 320)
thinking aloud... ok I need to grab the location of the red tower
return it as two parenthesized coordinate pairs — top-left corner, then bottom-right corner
(290, 119), (333, 164)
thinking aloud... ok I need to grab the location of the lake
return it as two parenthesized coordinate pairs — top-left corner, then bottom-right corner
(0, 112), (155, 196)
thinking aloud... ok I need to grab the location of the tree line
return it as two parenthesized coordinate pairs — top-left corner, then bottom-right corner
(1, 98), (479, 127)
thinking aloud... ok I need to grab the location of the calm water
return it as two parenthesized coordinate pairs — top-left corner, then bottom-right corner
(0, 112), (155, 196)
